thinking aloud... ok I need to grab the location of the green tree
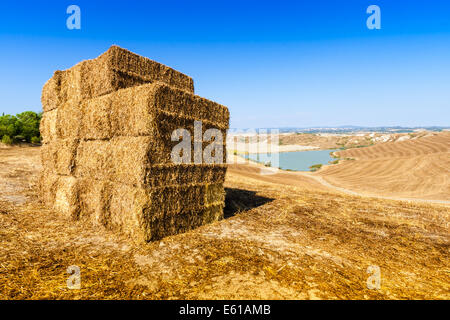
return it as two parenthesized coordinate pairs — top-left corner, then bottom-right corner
(0, 114), (19, 138)
(0, 111), (42, 144)
(31, 136), (41, 144)
(16, 111), (42, 142)
(2, 135), (13, 145)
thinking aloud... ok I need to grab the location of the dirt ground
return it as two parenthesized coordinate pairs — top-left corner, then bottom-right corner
(0, 146), (449, 299)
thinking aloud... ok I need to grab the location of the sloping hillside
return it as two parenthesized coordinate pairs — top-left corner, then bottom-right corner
(317, 132), (450, 201)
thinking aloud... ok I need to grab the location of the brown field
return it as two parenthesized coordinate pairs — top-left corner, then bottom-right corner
(0, 145), (449, 299)
(317, 131), (450, 202)
(278, 131), (433, 150)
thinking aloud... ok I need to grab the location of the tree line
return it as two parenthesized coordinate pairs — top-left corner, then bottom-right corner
(0, 111), (42, 145)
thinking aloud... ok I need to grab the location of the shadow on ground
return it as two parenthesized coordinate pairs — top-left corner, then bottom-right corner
(224, 187), (274, 218)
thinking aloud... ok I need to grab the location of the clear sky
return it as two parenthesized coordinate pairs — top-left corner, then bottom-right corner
(0, 0), (449, 128)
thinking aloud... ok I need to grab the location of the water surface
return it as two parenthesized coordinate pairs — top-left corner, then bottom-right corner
(244, 149), (337, 171)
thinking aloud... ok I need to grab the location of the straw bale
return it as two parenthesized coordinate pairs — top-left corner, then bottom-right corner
(39, 109), (58, 143)
(77, 178), (111, 225)
(74, 137), (152, 185)
(44, 80), (228, 143)
(38, 174), (80, 219)
(71, 178), (225, 241)
(40, 139), (79, 175)
(152, 111), (227, 165)
(142, 183), (225, 219)
(144, 164), (227, 187)
(160, 203), (224, 241)
(75, 136), (227, 186)
(40, 99), (83, 141)
(38, 170), (60, 207)
(38, 171), (80, 218)
(56, 100), (84, 139)
(41, 71), (63, 112)
(39, 45), (229, 242)
(54, 175), (80, 218)
(108, 183), (152, 242)
(205, 183), (226, 204)
(39, 172), (225, 242)
(81, 82), (228, 140)
(153, 84), (229, 127)
(149, 184), (204, 215)
(41, 45), (194, 112)
(81, 84), (157, 140)
(107, 45), (194, 93)
(138, 201), (224, 242)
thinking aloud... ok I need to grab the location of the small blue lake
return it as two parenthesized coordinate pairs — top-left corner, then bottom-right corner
(243, 149), (338, 171)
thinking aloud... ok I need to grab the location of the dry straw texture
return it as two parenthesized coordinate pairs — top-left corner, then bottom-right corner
(41, 46), (194, 112)
(40, 45), (229, 242)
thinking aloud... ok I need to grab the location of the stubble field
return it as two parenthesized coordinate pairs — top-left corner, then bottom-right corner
(0, 143), (448, 299)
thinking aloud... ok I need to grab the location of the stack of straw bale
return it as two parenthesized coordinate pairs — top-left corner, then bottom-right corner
(39, 45), (229, 242)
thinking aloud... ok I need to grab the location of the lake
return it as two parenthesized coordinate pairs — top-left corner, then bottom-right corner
(243, 149), (338, 171)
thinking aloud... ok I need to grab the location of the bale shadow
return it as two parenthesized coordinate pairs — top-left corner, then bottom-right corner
(224, 187), (274, 219)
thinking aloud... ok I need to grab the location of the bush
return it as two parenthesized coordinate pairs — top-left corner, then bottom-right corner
(0, 115), (19, 138)
(330, 151), (339, 158)
(309, 163), (323, 172)
(31, 136), (41, 144)
(16, 111), (42, 142)
(1, 135), (13, 145)
(0, 111), (41, 143)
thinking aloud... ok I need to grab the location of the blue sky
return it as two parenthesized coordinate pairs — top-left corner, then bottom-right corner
(0, 0), (449, 128)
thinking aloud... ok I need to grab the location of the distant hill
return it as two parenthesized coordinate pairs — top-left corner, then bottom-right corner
(231, 126), (450, 134)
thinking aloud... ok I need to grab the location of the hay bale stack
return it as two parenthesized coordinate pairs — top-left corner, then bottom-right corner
(39, 46), (229, 242)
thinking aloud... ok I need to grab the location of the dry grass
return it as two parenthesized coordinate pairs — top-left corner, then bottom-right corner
(0, 147), (449, 299)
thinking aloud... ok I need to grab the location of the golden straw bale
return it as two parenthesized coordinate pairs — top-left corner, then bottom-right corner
(55, 100), (84, 139)
(80, 82), (228, 140)
(41, 45), (194, 112)
(71, 179), (225, 241)
(153, 84), (229, 127)
(39, 109), (58, 143)
(77, 178), (111, 226)
(81, 84), (157, 139)
(74, 137), (153, 186)
(40, 139), (79, 175)
(38, 170), (60, 207)
(144, 164), (227, 187)
(108, 183), (151, 242)
(75, 137), (227, 187)
(161, 203), (224, 241)
(53, 175), (80, 219)
(39, 45), (229, 242)
(41, 71), (63, 112)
